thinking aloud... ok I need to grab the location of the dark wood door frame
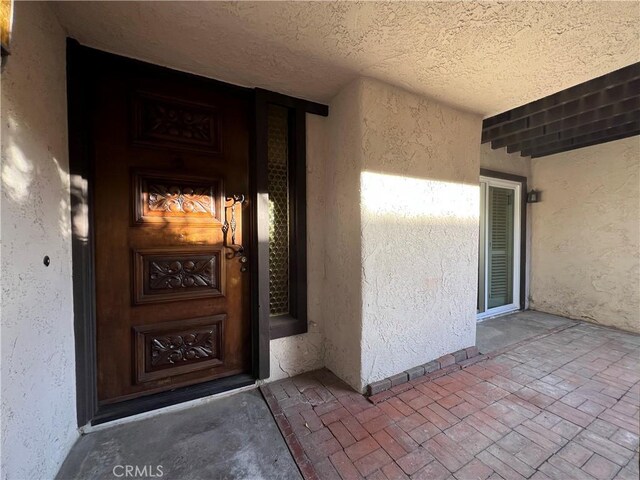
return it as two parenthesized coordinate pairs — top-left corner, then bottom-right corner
(67, 40), (328, 426)
(254, 90), (327, 341)
(480, 169), (528, 311)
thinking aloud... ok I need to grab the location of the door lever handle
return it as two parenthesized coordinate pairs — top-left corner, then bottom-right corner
(222, 194), (245, 259)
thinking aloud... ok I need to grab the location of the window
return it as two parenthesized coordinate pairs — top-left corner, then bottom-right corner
(265, 102), (307, 338)
(267, 105), (291, 317)
(255, 90), (326, 341)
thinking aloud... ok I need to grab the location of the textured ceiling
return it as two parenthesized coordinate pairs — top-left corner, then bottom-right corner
(52, 1), (640, 116)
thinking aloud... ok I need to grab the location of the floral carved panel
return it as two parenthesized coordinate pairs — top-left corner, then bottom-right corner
(132, 92), (221, 153)
(151, 331), (215, 367)
(133, 171), (222, 226)
(134, 315), (224, 383)
(133, 247), (224, 304)
(149, 257), (215, 291)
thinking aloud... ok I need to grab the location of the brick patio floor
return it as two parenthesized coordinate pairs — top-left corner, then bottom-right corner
(262, 321), (640, 480)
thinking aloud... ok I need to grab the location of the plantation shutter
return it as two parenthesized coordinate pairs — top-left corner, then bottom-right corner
(487, 186), (514, 309)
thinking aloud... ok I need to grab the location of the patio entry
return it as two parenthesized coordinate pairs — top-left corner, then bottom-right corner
(88, 49), (252, 406)
(477, 173), (526, 319)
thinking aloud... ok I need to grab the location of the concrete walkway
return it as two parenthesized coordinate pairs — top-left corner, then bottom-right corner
(477, 311), (576, 354)
(55, 389), (301, 480)
(264, 321), (639, 480)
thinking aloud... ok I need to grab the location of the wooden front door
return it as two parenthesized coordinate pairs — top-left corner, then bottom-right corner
(91, 60), (251, 404)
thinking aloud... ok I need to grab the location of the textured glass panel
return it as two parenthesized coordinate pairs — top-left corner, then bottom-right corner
(267, 105), (290, 316)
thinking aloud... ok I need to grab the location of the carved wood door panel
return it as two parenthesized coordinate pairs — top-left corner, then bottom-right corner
(91, 62), (251, 404)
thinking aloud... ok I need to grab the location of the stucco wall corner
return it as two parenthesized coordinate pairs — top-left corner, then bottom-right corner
(357, 78), (481, 388)
(269, 322), (325, 382)
(480, 143), (532, 179)
(322, 79), (366, 391)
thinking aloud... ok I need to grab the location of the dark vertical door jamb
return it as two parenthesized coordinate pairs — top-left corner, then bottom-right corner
(253, 90), (271, 379)
(67, 38), (98, 426)
(519, 179), (527, 311)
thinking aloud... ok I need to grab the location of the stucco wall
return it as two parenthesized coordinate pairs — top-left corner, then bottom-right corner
(358, 79), (481, 389)
(1, 3), (78, 479)
(269, 115), (326, 380)
(322, 80), (365, 389)
(269, 80), (484, 389)
(480, 144), (531, 179)
(319, 78), (482, 392)
(529, 137), (640, 333)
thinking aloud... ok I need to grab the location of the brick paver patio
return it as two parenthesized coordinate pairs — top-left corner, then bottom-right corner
(262, 321), (640, 480)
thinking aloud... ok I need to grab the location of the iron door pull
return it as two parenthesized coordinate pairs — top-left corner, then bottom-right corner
(222, 194), (248, 271)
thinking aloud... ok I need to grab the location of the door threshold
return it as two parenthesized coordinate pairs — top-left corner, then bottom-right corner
(477, 308), (522, 322)
(89, 374), (255, 427)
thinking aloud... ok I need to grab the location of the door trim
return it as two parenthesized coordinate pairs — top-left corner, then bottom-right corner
(67, 39), (328, 425)
(67, 40), (256, 426)
(255, 90), (328, 340)
(478, 169), (527, 317)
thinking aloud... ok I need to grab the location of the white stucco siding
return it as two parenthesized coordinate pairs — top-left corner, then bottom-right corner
(269, 78), (484, 390)
(322, 80), (365, 390)
(269, 114), (327, 380)
(530, 136), (640, 333)
(1, 3), (79, 479)
(480, 143), (532, 179)
(358, 79), (482, 389)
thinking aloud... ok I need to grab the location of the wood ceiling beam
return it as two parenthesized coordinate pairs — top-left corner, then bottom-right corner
(483, 63), (640, 131)
(482, 78), (640, 144)
(505, 111), (640, 154)
(524, 121), (640, 158)
(489, 96), (640, 149)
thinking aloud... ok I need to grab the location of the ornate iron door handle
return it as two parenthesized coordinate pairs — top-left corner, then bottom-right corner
(222, 195), (246, 266)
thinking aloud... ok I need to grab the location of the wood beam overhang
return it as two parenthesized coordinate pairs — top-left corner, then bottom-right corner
(483, 63), (640, 131)
(491, 97), (639, 149)
(524, 121), (640, 158)
(506, 111), (640, 154)
(483, 84), (640, 144)
(482, 63), (640, 158)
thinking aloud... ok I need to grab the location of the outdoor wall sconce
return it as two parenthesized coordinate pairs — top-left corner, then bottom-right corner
(1, 0), (13, 67)
(527, 189), (540, 203)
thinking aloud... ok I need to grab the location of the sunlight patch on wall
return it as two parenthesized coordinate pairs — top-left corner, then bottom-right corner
(53, 157), (72, 240)
(70, 174), (89, 242)
(2, 128), (33, 203)
(360, 171), (479, 221)
(358, 170), (480, 389)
